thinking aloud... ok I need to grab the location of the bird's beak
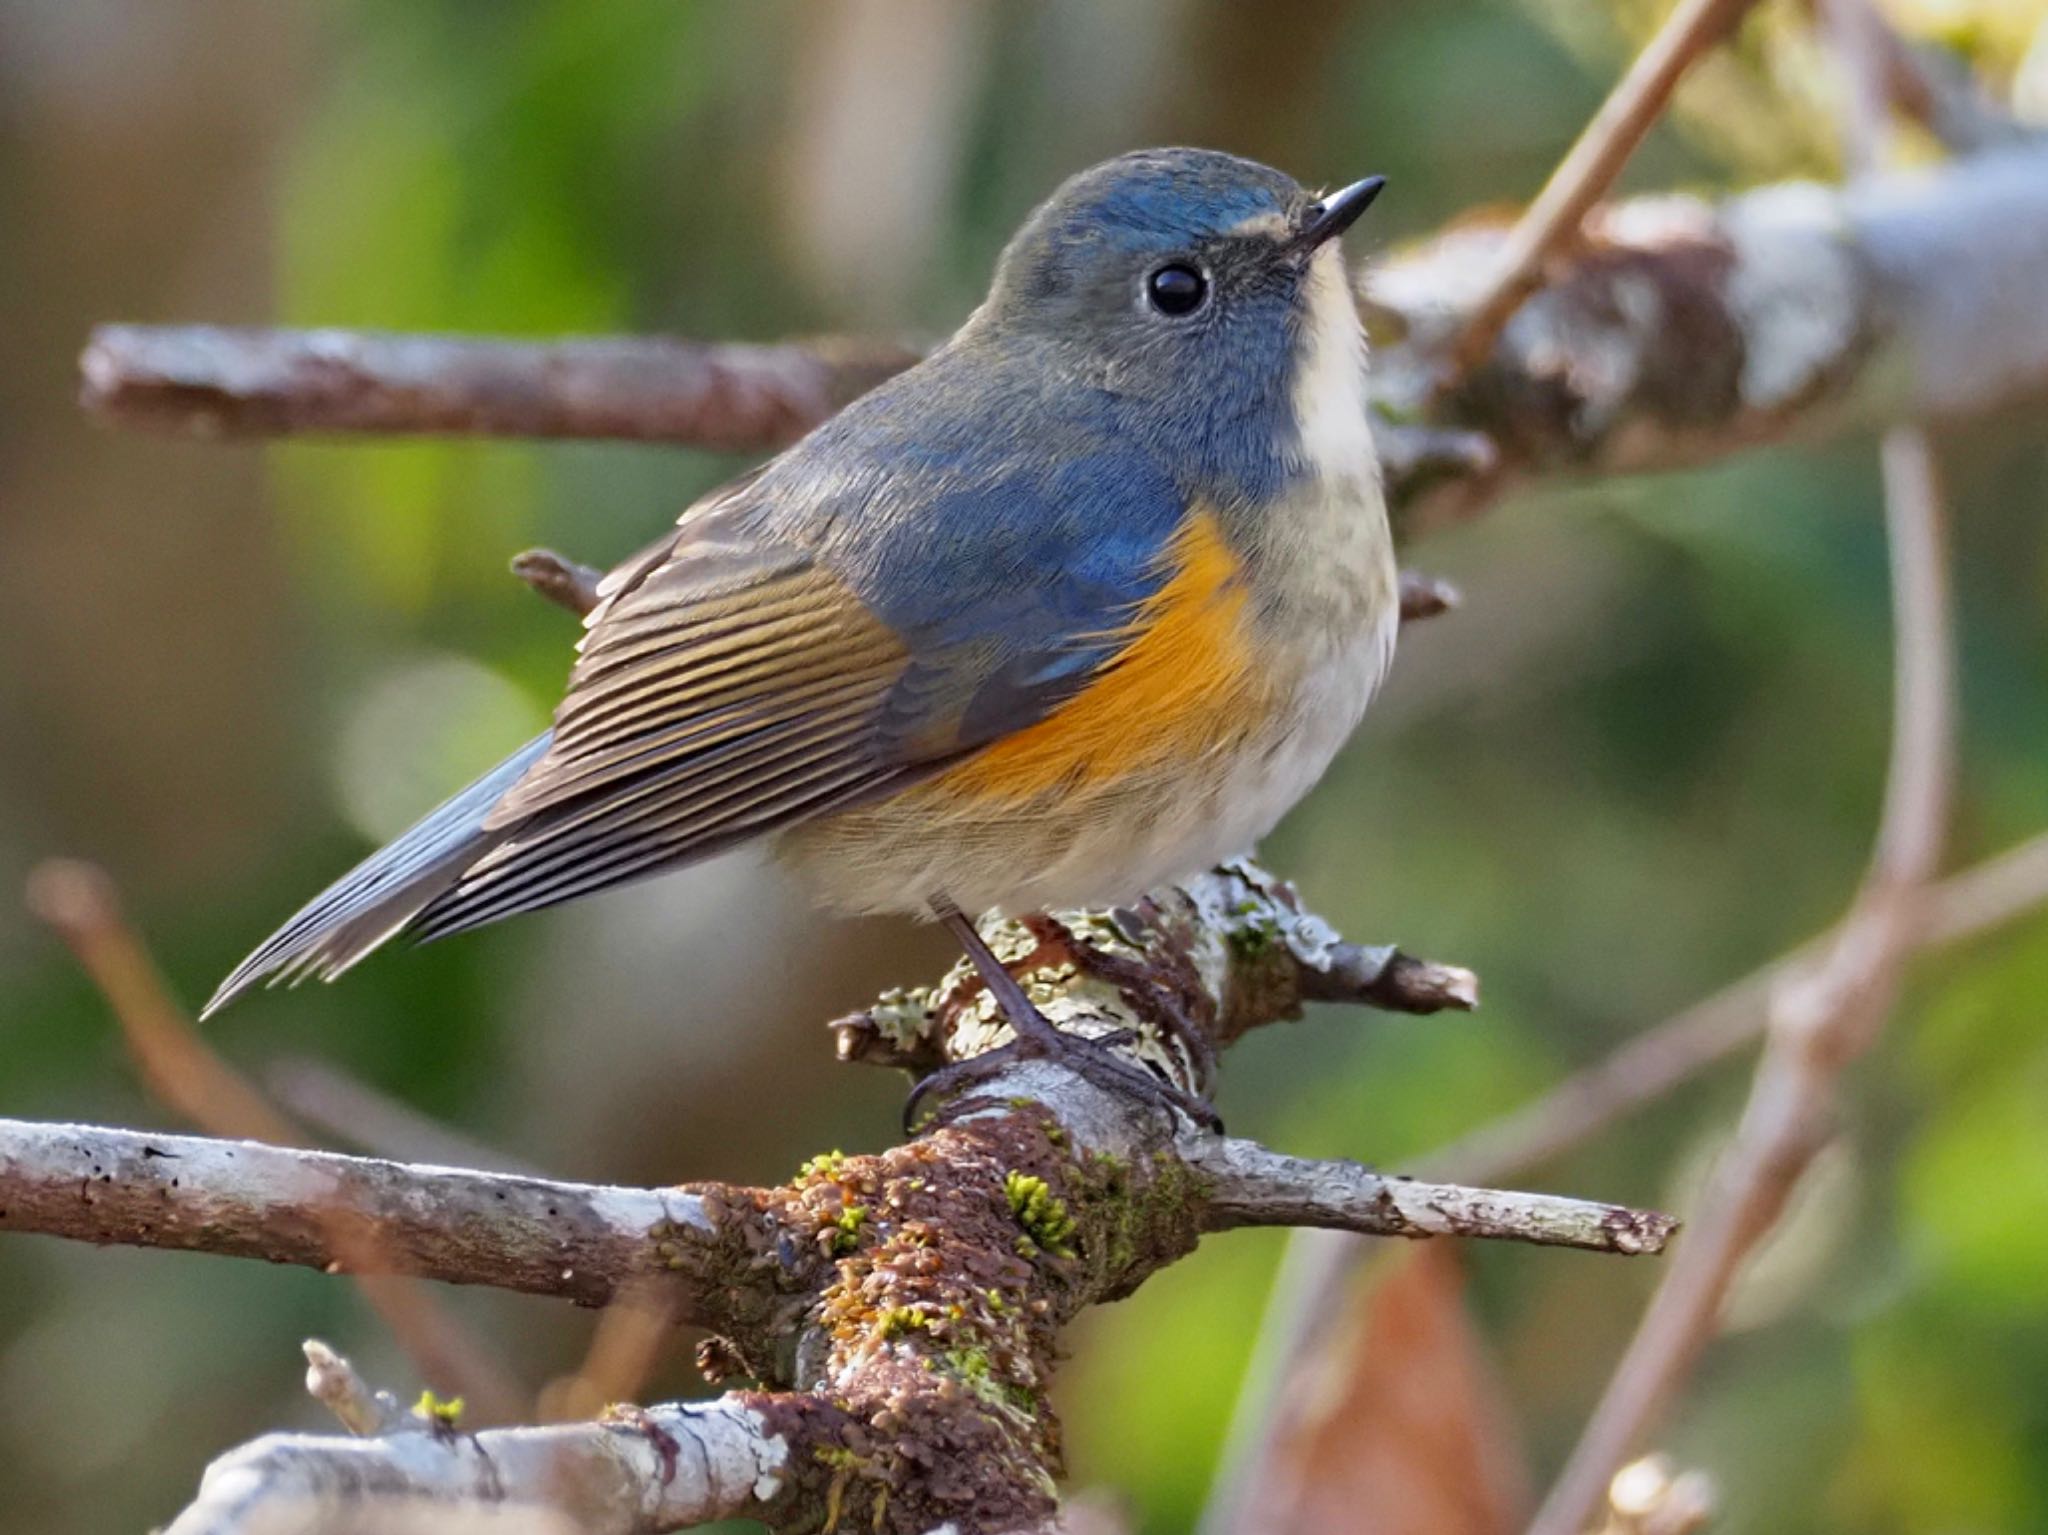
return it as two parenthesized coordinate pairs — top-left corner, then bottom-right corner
(1296, 175), (1386, 253)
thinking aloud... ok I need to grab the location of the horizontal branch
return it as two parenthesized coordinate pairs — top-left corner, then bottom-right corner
(77, 148), (2048, 532)
(1186, 1136), (1675, 1255)
(829, 860), (1477, 1089)
(80, 325), (921, 452)
(0, 1119), (745, 1319)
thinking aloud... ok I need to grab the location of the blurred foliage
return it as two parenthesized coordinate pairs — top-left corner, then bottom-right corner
(2, 2), (2048, 1533)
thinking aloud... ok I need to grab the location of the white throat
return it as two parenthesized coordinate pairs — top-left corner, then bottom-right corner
(1290, 243), (1378, 485)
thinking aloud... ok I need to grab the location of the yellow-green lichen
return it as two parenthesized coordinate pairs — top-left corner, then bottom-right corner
(412, 1390), (464, 1428)
(1004, 1171), (1077, 1259)
(876, 1305), (934, 1340)
(799, 1149), (848, 1183)
(831, 1204), (869, 1255)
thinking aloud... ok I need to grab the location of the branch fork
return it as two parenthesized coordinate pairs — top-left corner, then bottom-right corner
(3, 859), (1668, 1534)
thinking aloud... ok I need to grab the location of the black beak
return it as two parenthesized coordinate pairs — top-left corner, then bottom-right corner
(1297, 175), (1386, 252)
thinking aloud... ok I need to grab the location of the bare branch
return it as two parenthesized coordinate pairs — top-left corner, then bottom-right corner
(302, 1341), (404, 1438)
(0, 1118), (739, 1318)
(1396, 570), (1462, 625)
(80, 324), (922, 451)
(511, 548), (605, 619)
(26, 859), (299, 1145)
(1371, 145), (2048, 529)
(1187, 1137), (1675, 1255)
(166, 1392), (795, 1535)
(1425, 826), (2048, 1188)
(1525, 33), (1959, 1523)
(1441, 0), (1764, 379)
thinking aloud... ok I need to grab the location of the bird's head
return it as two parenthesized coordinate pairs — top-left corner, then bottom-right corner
(979, 147), (1383, 468)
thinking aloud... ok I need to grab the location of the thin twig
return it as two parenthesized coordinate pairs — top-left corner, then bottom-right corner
(25, 860), (527, 1423)
(1203, 823), (2048, 1535)
(1527, 424), (1952, 1535)
(540, 1280), (679, 1423)
(302, 1340), (404, 1437)
(1441, 0), (1764, 380)
(1428, 827), (2048, 1188)
(263, 1056), (547, 1176)
(27, 861), (300, 1144)
(1187, 1137), (1675, 1255)
(511, 547), (605, 619)
(1526, 34), (1956, 1521)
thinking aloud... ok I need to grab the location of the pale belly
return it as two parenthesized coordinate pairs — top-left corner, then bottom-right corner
(778, 608), (1395, 917)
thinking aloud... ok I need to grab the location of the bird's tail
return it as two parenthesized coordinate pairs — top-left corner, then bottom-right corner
(200, 732), (553, 1019)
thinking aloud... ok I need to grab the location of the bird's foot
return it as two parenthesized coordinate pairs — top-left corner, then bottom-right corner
(902, 1020), (1221, 1134)
(911, 897), (1221, 1133)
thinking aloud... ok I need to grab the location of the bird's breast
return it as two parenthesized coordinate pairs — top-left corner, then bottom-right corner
(931, 508), (1273, 805)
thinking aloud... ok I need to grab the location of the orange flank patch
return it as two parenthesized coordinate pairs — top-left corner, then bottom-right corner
(934, 511), (1266, 803)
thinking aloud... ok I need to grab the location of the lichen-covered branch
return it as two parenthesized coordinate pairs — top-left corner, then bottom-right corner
(1, 858), (1672, 1534)
(830, 859), (1478, 1088)
(1373, 144), (2048, 528)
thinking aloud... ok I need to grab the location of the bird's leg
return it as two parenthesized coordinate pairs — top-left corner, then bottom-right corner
(902, 899), (1222, 1133)
(934, 904), (1069, 1051)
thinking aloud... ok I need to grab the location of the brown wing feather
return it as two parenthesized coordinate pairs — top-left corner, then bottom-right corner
(411, 538), (919, 940)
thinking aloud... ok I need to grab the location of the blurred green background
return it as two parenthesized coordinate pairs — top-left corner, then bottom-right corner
(4, 2), (2048, 1531)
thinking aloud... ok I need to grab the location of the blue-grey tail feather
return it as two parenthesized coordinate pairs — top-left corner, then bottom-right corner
(200, 732), (554, 1019)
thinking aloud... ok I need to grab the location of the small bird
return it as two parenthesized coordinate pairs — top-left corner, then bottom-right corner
(206, 148), (1395, 1116)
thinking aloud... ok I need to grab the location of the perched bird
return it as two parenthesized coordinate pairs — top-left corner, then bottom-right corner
(206, 147), (1395, 1116)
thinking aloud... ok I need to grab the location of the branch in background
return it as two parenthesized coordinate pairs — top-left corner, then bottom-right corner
(1201, 826), (2048, 1535)
(1369, 143), (2048, 529)
(80, 325), (922, 452)
(1441, 0), (1765, 380)
(1524, 25), (1959, 1525)
(27, 860), (298, 1144)
(24, 858), (525, 1424)
(1527, 404), (1954, 1535)
(1425, 826), (2048, 1186)
(75, 145), (2048, 538)
(262, 1055), (547, 1177)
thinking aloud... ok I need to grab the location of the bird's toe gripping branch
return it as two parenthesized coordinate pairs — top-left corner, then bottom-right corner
(5, 858), (1671, 1535)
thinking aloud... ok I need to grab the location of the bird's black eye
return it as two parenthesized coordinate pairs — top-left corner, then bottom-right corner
(1146, 263), (1208, 317)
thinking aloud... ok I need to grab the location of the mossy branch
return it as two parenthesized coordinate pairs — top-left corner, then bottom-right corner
(0, 857), (1671, 1534)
